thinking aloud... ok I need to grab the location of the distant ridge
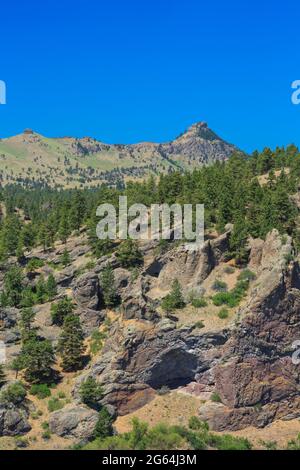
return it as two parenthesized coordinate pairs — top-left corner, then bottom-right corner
(0, 122), (238, 188)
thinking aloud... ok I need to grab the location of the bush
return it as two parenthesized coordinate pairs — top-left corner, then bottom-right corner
(223, 265), (235, 274)
(191, 297), (207, 308)
(212, 280), (249, 308)
(212, 279), (228, 292)
(90, 330), (106, 355)
(193, 321), (205, 329)
(218, 308), (229, 319)
(0, 381), (27, 405)
(209, 433), (252, 450)
(211, 392), (222, 403)
(47, 397), (64, 412)
(30, 384), (51, 399)
(237, 269), (256, 282)
(26, 258), (45, 272)
(188, 416), (209, 432)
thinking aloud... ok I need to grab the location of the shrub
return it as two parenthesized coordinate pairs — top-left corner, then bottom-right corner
(238, 269), (256, 282)
(218, 308), (229, 319)
(191, 297), (207, 308)
(223, 265), (235, 274)
(209, 433), (252, 450)
(0, 381), (27, 405)
(90, 330), (106, 355)
(188, 416), (209, 432)
(30, 384), (51, 399)
(193, 321), (205, 329)
(211, 392), (222, 403)
(212, 279), (228, 292)
(26, 258), (44, 272)
(212, 280), (249, 308)
(47, 397), (64, 412)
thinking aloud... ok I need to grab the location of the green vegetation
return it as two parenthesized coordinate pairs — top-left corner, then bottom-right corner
(47, 396), (64, 412)
(191, 297), (207, 308)
(218, 308), (229, 319)
(30, 384), (51, 399)
(116, 239), (143, 268)
(0, 381), (27, 405)
(79, 377), (103, 409)
(57, 314), (85, 371)
(84, 416), (252, 450)
(100, 264), (118, 307)
(161, 279), (185, 312)
(211, 392), (222, 403)
(51, 297), (74, 326)
(212, 279), (250, 308)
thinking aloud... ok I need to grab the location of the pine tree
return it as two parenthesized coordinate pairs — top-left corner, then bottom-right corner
(100, 264), (117, 307)
(161, 279), (185, 312)
(93, 407), (114, 439)
(19, 307), (36, 343)
(39, 224), (51, 252)
(46, 274), (57, 300)
(51, 297), (74, 326)
(60, 248), (71, 267)
(2, 266), (24, 307)
(58, 213), (70, 244)
(22, 338), (55, 384)
(57, 314), (85, 371)
(70, 191), (85, 231)
(116, 240), (143, 268)
(79, 377), (103, 409)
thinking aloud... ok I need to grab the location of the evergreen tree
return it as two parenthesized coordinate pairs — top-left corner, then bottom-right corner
(21, 338), (55, 384)
(100, 264), (118, 307)
(70, 191), (85, 231)
(1, 266), (24, 307)
(57, 314), (85, 371)
(51, 297), (74, 326)
(58, 213), (70, 244)
(39, 223), (51, 251)
(46, 274), (57, 300)
(19, 307), (37, 343)
(79, 377), (103, 409)
(116, 240), (143, 268)
(93, 406), (114, 439)
(161, 279), (185, 312)
(60, 248), (71, 267)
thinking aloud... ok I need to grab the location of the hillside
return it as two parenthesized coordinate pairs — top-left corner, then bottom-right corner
(1, 147), (300, 450)
(0, 122), (237, 188)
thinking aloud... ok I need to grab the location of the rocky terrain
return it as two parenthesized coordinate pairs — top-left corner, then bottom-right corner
(1, 223), (300, 450)
(0, 122), (237, 188)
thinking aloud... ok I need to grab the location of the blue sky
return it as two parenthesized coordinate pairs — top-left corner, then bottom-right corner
(0, 0), (299, 152)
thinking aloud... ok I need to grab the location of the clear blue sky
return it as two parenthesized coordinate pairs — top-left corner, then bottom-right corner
(0, 0), (299, 152)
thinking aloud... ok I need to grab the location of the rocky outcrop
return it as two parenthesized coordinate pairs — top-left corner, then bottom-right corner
(48, 405), (98, 441)
(0, 404), (31, 437)
(148, 227), (232, 295)
(198, 230), (300, 430)
(73, 272), (101, 310)
(75, 320), (228, 415)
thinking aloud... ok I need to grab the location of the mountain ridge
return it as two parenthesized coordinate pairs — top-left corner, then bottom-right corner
(0, 122), (238, 188)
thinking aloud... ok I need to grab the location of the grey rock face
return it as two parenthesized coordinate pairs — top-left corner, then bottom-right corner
(73, 272), (101, 310)
(49, 405), (98, 441)
(0, 404), (31, 437)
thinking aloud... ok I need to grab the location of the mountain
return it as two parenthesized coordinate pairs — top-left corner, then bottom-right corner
(0, 122), (238, 188)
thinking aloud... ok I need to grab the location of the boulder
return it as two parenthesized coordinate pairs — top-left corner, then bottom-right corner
(49, 405), (98, 441)
(0, 404), (31, 437)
